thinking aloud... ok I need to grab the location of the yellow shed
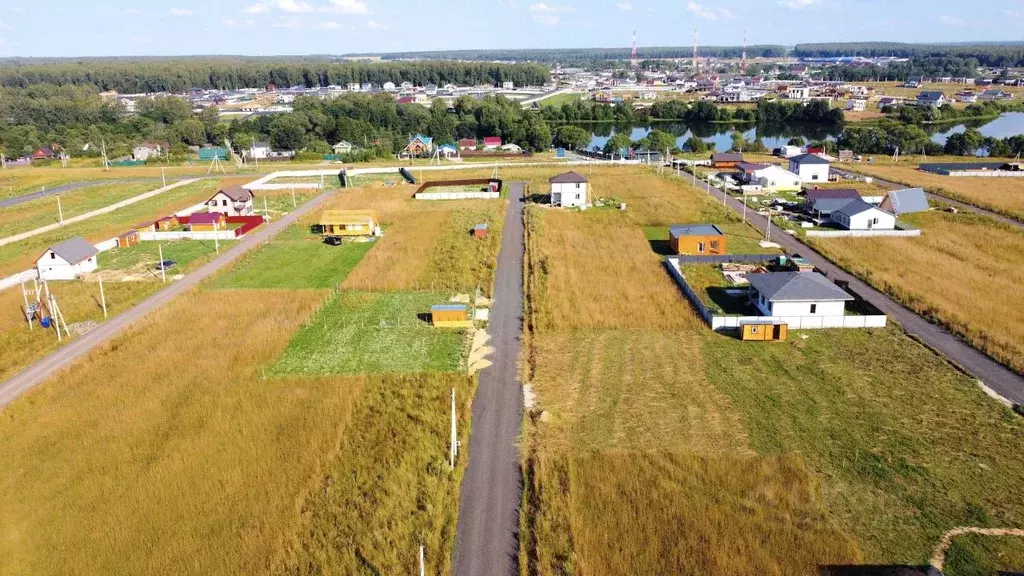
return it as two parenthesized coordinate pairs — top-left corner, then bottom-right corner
(431, 304), (470, 327)
(740, 321), (788, 342)
(319, 210), (381, 238)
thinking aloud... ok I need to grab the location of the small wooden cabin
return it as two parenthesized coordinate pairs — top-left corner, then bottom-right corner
(156, 216), (179, 231)
(472, 223), (488, 238)
(710, 153), (744, 169)
(116, 230), (140, 248)
(189, 212), (227, 232)
(740, 321), (788, 342)
(669, 224), (727, 255)
(319, 210), (381, 239)
(431, 304), (469, 327)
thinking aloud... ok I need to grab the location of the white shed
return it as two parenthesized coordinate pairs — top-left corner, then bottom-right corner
(37, 237), (99, 281)
(747, 271), (854, 318)
(549, 171), (589, 209)
(831, 199), (896, 230)
(788, 153), (831, 183)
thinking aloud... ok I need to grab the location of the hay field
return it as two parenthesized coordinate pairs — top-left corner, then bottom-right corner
(334, 186), (507, 294)
(863, 81), (1024, 100)
(846, 159), (1024, 220)
(521, 167), (1024, 574)
(809, 211), (1024, 374)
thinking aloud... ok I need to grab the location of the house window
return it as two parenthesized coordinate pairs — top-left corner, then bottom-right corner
(50, 252), (56, 260)
(810, 304), (817, 314)
(751, 326), (759, 334)
(811, 174), (819, 181)
(575, 194), (580, 200)
(575, 183), (581, 189)
(222, 200), (228, 206)
(710, 240), (720, 250)
(697, 242), (706, 253)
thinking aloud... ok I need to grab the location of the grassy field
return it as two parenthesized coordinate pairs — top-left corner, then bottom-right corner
(271, 291), (466, 376)
(0, 181), (162, 239)
(0, 177), (493, 574)
(808, 210), (1024, 375)
(334, 186), (507, 295)
(844, 157), (1024, 220)
(537, 92), (586, 108)
(520, 165), (1024, 575)
(863, 81), (1024, 100)
(944, 534), (1024, 576)
(0, 178), (242, 277)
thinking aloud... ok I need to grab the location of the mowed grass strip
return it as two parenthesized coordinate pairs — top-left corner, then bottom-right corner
(271, 291), (465, 376)
(279, 373), (475, 575)
(701, 326), (1024, 564)
(0, 181), (157, 238)
(809, 211), (1024, 374)
(211, 224), (372, 290)
(0, 290), (377, 575)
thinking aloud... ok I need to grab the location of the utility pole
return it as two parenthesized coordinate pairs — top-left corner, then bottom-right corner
(162, 166), (166, 187)
(419, 545), (425, 576)
(56, 194), (63, 224)
(213, 220), (220, 254)
(159, 244), (166, 283)
(765, 211), (772, 242)
(742, 189), (748, 223)
(291, 187), (296, 208)
(450, 387), (458, 471)
(264, 197), (269, 220)
(21, 281), (33, 330)
(98, 272), (107, 318)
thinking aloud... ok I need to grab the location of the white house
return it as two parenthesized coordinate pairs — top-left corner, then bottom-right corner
(247, 142), (272, 160)
(788, 153), (831, 183)
(36, 237), (98, 281)
(830, 199), (896, 231)
(133, 141), (168, 161)
(845, 99), (867, 112)
(737, 163), (802, 193)
(549, 171), (588, 209)
(382, 81), (397, 92)
(786, 86), (811, 100)
(333, 140), (355, 155)
(502, 81), (514, 90)
(747, 271), (854, 318)
(205, 185), (255, 217)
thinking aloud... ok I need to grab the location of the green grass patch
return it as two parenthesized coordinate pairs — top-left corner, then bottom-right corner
(944, 533), (1024, 576)
(100, 239), (228, 275)
(537, 92), (585, 108)
(643, 223), (779, 257)
(210, 224), (372, 289)
(347, 172), (409, 187)
(271, 291), (465, 375)
(680, 264), (758, 315)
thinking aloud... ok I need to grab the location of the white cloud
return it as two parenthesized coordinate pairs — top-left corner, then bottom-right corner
(366, 19), (388, 29)
(245, 0), (366, 15)
(0, 38), (6, 45)
(317, 20), (343, 29)
(1005, 9), (1021, 18)
(0, 21), (8, 29)
(271, 16), (303, 27)
(616, 2), (633, 10)
(777, 0), (817, 8)
(124, 9), (141, 15)
(130, 36), (151, 44)
(529, 2), (572, 13)
(222, 16), (238, 26)
(169, 8), (194, 16)
(935, 14), (970, 27)
(685, 2), (717, 19)
(245, 18), (257, 25)
(718, 7), (733, 18)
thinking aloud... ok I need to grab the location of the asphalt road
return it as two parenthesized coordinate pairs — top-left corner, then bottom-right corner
(0, 178), (178, 210)
(702, 180), (1024, 404)
(0, 187), (335, 409)
(453, 182), (526, 576)
(831, 167), (1024, 230)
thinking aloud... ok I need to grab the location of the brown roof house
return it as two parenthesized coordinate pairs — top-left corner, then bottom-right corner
(549, 172), (589, 209)
(206, 186), (255, 217)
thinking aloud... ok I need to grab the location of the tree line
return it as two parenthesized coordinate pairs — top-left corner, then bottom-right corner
(351, 46), (789, 63)
(819, 57), (986, 82)
(794, 42), (1024, 68)
(0, 58), (551, 94)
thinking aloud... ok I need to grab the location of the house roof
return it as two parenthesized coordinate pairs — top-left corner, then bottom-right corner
(190, 212), (226, 224)
(918, 91), (945, 100)
(319, 209), (378, 226)
(333, 140), (353, 148)
(747, 272), (854, 302)
(549, 171), (589, 184)
(789, 153), (830, 165)
(459, 138), (478, 146)
(918, 161), (1009, 173)
(253, 142), (271, 149)
(431, 304), (467, 312)
(886, 188), (929, 214)
(833, 198), (883, 218)
(711, 153), (744, 162)
(216, 185), (254, 203)
(736, 162), (772, 172)
(805, 188), (860, 201)
(411, 134), (433, 145)
(45, 236), (97, 265)
(482, 136), (502, 144)
(668, 223), (724, 238)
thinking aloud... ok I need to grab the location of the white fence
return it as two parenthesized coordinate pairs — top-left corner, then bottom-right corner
(140, 231), (236, 241)
(944, 171), (1024, 178)
(95, 238), (118, 252)
(805, 229), (922, 238)
(414, 191), (501, 200)
(663, 258), (887, 331)
(0, 269), (39, 292)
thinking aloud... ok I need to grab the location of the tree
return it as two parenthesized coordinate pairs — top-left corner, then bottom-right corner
(139, 96), (192, 125)
(684, 135), (710, 153)
(521, 115), (552, 152)
(173, 119), (207, 146)
(644, 129), (675, 153)
(554, 125), (591, 150)
(269, 114), (310, 151)
(603, 132), (633, 156)
(787, 137), (805, 146)
(944, 127), (983, 156)
(729, 132), (747, 152)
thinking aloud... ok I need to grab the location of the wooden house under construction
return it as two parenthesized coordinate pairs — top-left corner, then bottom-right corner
(318, 210), (382, 243)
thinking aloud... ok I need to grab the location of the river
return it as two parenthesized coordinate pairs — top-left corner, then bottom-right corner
(584, 121), (842, 153)
(929, 112), (1024, 145)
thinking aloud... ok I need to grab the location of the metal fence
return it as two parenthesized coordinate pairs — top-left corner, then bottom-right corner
(670, 253), (778, 265)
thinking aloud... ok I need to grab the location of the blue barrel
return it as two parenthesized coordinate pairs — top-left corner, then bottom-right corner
(40, 317), (52, 329)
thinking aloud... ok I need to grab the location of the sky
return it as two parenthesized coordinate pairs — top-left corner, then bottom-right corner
(0, 0), (1022, 57)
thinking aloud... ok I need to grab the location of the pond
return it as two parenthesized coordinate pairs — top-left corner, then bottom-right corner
(582, 121), (842, 153)
(929, 112), (1024, 146)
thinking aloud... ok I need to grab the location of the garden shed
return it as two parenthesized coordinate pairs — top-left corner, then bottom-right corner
(431, 304), (469, 327)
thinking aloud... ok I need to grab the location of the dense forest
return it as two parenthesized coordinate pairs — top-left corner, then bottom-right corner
(795, 42), (1024, 68)
(350, 46), (788, 63)
(0, 58), (551, 93)
(819, 57), (985, 81)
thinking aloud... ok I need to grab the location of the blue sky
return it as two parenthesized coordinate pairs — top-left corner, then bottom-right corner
(0, 0), (1021, 57)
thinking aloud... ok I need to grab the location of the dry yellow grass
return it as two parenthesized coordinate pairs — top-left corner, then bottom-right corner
(0, 289), (370, 575)
(863, 81), (1024, 100)
(847, 160), (1024, 220)
(333, 185), (507, 294)
(809, 211), (1024, 374)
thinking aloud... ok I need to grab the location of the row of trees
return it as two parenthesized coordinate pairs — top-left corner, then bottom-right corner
(366, 45), (788, 63)
(884, 100), (1024, 124)
(819, 57), (985, 82)
(538, 98), (845, 127)
(794, 43), (1024, 68)
(837, 118), (1024, 157)
(0, 58), (551, 94)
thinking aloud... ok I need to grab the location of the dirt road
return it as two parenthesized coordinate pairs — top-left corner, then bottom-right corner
(703, 179), (1024, 404)
(0, 178), (180, 210)
(452, 182), (526, 576)
(0, 188), (334, 409)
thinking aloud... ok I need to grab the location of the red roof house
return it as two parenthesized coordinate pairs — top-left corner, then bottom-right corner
(32, 147), (54, 160)
(482, 137), (502, 149)
(459, 138), (479, 150)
